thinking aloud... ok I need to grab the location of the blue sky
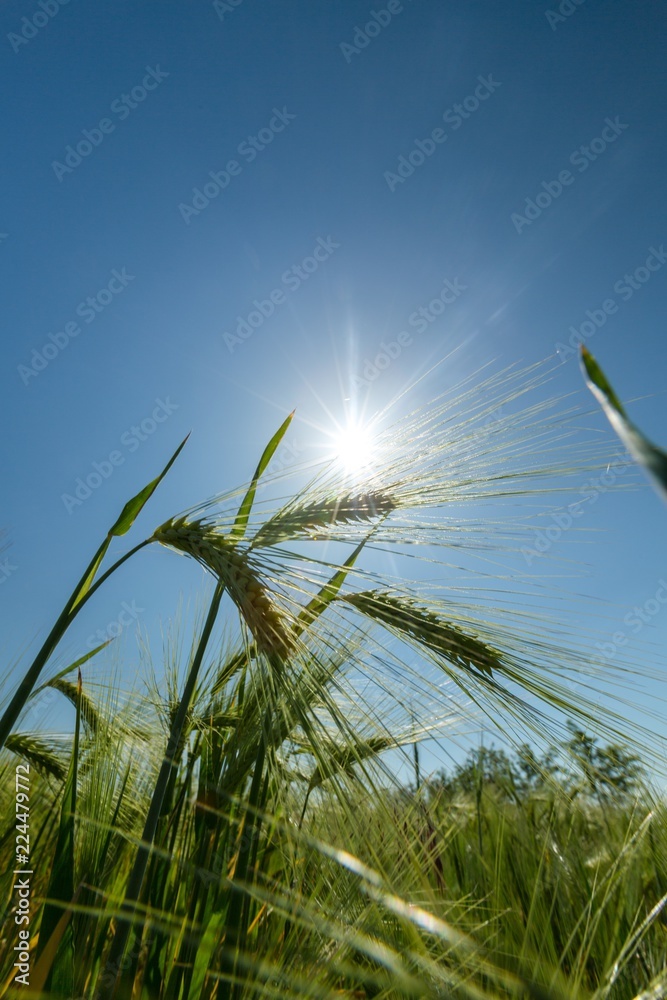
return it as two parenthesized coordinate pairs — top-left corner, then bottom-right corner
(1, 0), (666, 763)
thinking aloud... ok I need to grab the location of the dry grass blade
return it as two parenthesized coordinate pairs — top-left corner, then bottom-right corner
(341, 590), (501, 677)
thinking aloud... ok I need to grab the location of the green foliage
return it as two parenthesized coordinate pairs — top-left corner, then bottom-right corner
(564, 722), (644, 800)
(428, 729), (644, 804)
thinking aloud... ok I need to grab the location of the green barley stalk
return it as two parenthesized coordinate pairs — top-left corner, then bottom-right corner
(98, 413), (295, 999)
(97, 579), (226, 1000)
(35, 669), (82, 996)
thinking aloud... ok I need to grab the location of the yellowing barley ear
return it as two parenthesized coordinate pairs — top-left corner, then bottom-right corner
(153, 518), (294, 658)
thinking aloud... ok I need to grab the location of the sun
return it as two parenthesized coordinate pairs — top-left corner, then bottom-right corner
(330, 421), (376, 474)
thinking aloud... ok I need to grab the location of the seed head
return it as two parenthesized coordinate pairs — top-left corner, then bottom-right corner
(153, 517), (294, 658)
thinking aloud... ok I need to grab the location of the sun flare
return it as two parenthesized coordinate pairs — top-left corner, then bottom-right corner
(330, 422), (376, 473)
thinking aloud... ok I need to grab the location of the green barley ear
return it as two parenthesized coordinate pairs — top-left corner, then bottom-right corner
(305, 734), (397, 792)
(153, 520), (294, 658)
(341, 590), (501, 678)
(45, 676), (100, 733)
(250, 491), (397, 548)
(5, 732), (67, 780)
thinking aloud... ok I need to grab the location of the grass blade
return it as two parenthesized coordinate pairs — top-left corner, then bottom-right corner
(28, 887), (82, 999)
(231, 411), (294, 540)
(294, 535), (369, 636)
(70, 433), (190, 612)
(580, 346), (667, 501)
(109, 433), (190, 539)
(35, 671), (82, 996)
(32, 641), (111, 697)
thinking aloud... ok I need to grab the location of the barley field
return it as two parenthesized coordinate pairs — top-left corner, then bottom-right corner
(1, 362), (666, 1000)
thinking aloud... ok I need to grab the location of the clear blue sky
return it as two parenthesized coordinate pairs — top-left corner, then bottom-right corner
(1, 0), (666, 762)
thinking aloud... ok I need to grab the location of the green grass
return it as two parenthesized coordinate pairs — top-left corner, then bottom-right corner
(1, 360), (665, 999)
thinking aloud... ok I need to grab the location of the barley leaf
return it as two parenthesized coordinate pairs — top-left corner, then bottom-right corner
(110, 433), (190, 537)
(294, 535), (369, 636)
(232, 410), (295, 540)
(29, 893), (80, 999)
(70, 435), (189, 615)
(189, 911), (227, 998)
(36, 671), (82, 995)
(68, 540), (111, 615)
(581, 346), (667, 501)
(32, 641), (110, 697)
(0, 439), (184, 749)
